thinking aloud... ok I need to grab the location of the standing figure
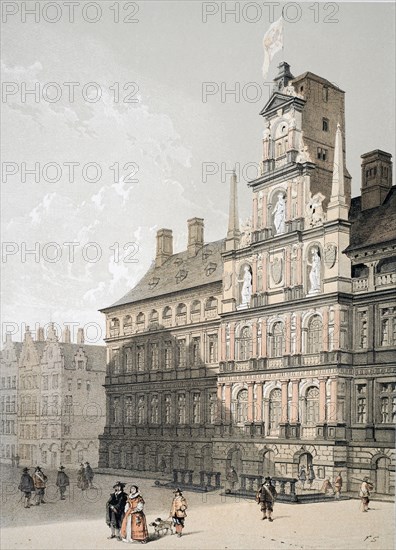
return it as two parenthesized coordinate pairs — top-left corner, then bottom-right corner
(106, 482), (128, 540)
(299, 466), (306, 489)
(11, 455), (15, 467)
(307, 465), (316, 489)
(272, 192), (286, 234)
(359, 477), (374, 512)
(84, 461), (94, 488)
(121, 485), (149, 544)
(15, 455), (20, 467)
(18, 467), (35, 508)
(77, 463), (89, 491)
(238, 266), (252, 306)
(307, 247), (321, 293)
(334, 472), (343, 500)
(159, 457), (167, 475)
(256, 477), (278, 522)
(169, 488), (188, 538)
(321, 478), (334, 495)
(56, 466), (70, 500)
(33, 466), (47, 505)
(225, 466), (238, 494)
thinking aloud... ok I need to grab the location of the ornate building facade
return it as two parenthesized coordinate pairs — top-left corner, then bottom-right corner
(17, 324), (106, 468)
(99, 63), (395, 497)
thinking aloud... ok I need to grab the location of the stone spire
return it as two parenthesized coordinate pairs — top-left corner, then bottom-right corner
(327, 123), (348, 221)
(226, 170), (240, 250)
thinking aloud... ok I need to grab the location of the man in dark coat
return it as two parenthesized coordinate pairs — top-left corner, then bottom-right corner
(256, 477), (278, 522)
(33, 466), (48, 505)
(56, 466), (70, 500)
(84, 462), (94, 488)
(106, 482), (128, 540)
(18, 467), (35, 508)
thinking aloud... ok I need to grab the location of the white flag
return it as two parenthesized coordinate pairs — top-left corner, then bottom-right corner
(262, 17), (284, 79)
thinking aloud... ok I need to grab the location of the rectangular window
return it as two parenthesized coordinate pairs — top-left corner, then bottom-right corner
(125, 396), (133, 424)
(137, 346), (144, 372)
(52, 374), (58, 389)
(43, 376), (49, 390)
(77, 379), (82, 389)
(317, 147), (327, 161)
(322, 118), (329, 132)
(208, 335), (218, 363)
(192, 337), (201, 365)
(164, 343), (172, 369)
(176, 339), (186, 368)
(86, 380), (91, 391)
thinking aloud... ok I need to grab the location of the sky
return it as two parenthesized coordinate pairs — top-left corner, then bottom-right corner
(1, 1), (395, 344)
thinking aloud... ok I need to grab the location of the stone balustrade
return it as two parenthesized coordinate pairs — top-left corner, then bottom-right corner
(173, 468), (194, 485)
(199, 470), (221, 488)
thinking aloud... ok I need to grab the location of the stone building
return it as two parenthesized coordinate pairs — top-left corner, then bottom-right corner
(0, 334), (22, 463)
(18, 324), (106, 469)
(99, 63), (395, 497)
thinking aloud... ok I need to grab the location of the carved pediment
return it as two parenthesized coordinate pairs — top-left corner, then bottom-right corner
(260, 92), (305, 117)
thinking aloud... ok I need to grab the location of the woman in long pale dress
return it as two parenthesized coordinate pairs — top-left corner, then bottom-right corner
(121, 485), (149, 544)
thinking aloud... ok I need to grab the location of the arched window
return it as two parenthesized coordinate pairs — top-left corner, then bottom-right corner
(305, 386), (319, 425)
(269, 388), (281, 434)
(191, 300), (201, 314)
(150, 396), (159, 424)
(136, 312), (145, 326)
(150, 309), (159, 323)
(123, 315), (133, 334)
(205, 297), (218, 310)
(176, 303), (187, 316)
(307, 315), (323, 353)
(271, 322), (284, 357)
(162, 306), (172, 319)
(238, 327), (251, 360)
(110, 318), (120, 336)
(236, 389), (248, 424)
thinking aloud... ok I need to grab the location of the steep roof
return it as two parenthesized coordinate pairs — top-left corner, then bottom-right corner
(345, 186), (396, 252)
(102, 239), (225, 311)
(60, 343), (106, 371)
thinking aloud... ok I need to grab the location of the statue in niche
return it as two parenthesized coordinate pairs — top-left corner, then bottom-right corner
(296, 132), (311, 163)
(238, 265), (252, 306)
(307, 247), (321, 293)
(263, 121), (272, 160)
(306, 192), (326, 228)
(239, 218), (252, 248)
(272, 192), (286, 234)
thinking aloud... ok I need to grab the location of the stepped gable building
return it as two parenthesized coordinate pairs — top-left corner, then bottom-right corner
(18, 324), (106, 469)
(0, 334), (22, 464)
(99, 62), (395, 497)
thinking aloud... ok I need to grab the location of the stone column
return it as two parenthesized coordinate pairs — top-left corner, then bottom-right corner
(253, 195), (258, 231)
(297, 245), (303, 286)
(247, 382), (254, 423)
(297, 182), (304, 219)
(224, 383), (232, 425)
(255, 383), (263, 422)
(262, 252), (268, 292)
(319, 378), (327, 423)
(290, 380), (299, 423)
(252, 321), (258, 357)
(262, 194), (268, 227)
(216, 384), (223, 423)
(219, 325), (224, 362)
(261, 319), (267, 357)
(285, 314), (291, 356)
(295, 314), (302, 355)
(366, 378), (374, 424)
(229, 323), (235, 361)
(263, 398), (270, 435)
(333, 306), (341, 350)
(328, 378), (338, 423)
(281, 380), (289, 423)
(252, 257), (257, 294)
(287, 182), (292, 221)
(322, 308), (329, 352)
(285, 246), (291, 288)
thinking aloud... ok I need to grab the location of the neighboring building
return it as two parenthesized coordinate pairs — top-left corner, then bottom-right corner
(18, 323), (106, 468)
(98, 62), (395, 498)
(0, 334), (22, 464)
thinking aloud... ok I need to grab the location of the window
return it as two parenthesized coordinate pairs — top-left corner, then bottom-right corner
(86, 380), (91, 391)
(42, 396), (48, 416)
(52, 374), (59, 389)
(68, 379), (72, 392)
(192, 394), (201, 423)
(112, 397), (121, 424)
(209, 392), (217, 423)
(271, 322), (284, 357)
(192, 337), (201, 365)
(150, 343), (159, 370)
(379, 383), (396, 423)
(12, 376), (16, 389)
(322, 86), (328, 102)
(77, 360), (84, 370)
(136, 346), (144, 371)
(317, 147), (327, 161)
(305, 387), (319, 425)
(137, 396), (145, 424)
(150, 396), (159, 424)
(322, 118), (329, 132)
(208, 335), (218, 363)
(176, 303), (187, 316)
(41, 425), (47, 438)
(64, 395), (73, 415)
(236, 389), (248, 424)
(7, 377), (11, 389)
(41, 451), (47, 464)
(358, 311), (368, 349)
(43, 376), (49, 390)
(150, 309), (159, 323)
(380, 307), (396, 346)
(110, 317), (120, 336)
(77, 379), (82, 389)
(177, 394), (186, 424)
(176, 339), (186, 368)
(356, 384), (367, 423)
(164, 395), (172, 424)
(205, 297), (217, 310)
(65, 449), (72, 463)
(191, 301), (201, 314)
(269, 388), (281, 433)
(113, 349), (120, 374)
(125, 349), (133, 372)
(136, 312), (145, 326)
(162, 306), (172, 319)
(125, 396), (133, 424)
(63, 425), (71, 435)
(164, 343), (172, 369)
(307, 315), (323, 354)
(123, 315), (133, 333)
(239, 326), (252, 360)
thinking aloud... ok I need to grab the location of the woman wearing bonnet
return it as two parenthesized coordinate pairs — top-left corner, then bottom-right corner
(121, 485), (149, 544)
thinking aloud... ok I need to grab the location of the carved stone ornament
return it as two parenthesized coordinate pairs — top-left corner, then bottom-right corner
(239, 217), (252, 248)
(270, 257), (283, 285)
(324, 243), (337, 269)
(223, 271), (233, 291)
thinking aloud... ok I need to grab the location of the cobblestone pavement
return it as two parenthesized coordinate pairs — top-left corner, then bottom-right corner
(1, 467), (394, 550)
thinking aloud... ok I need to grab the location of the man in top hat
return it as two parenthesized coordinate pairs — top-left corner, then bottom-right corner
(56, 466), (70, 500)
(169, 488), (188, 537)
(106, 482), (128, 540)
(256, 477), (278, 522)
(84, 461), (94, 488)
(33, 466), (48, 505)
(18, 467), (35, 508)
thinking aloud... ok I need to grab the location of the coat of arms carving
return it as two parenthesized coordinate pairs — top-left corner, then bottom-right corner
(324, 243), (337, 269)
(270, 257), (283, 285)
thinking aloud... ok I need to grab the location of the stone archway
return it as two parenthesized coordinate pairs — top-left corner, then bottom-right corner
(259, 449), (276, 477)
(375, 456), (390, 494)
(226, 446), (243, 474)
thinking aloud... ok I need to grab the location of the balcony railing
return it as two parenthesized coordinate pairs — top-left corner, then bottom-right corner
(376, 273), (396, 287)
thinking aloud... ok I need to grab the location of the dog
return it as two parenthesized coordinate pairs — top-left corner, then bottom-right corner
(149, 518), (174, 537)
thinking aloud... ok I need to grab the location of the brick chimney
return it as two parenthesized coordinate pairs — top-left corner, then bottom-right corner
(155, 228), (173, 268)
(361, 150), (392, 210)
(187, 218), (204, 257)
(77, 327), (85, 345)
